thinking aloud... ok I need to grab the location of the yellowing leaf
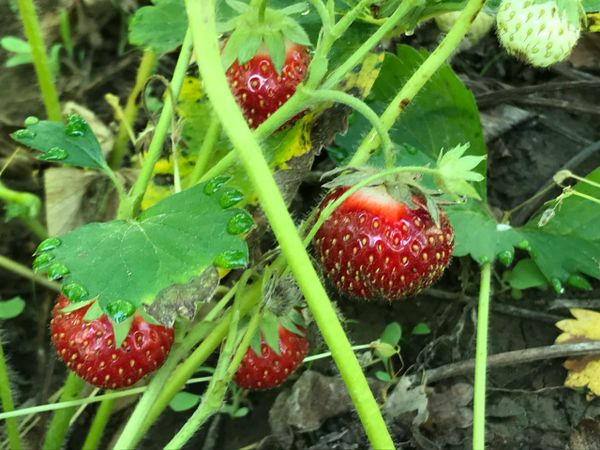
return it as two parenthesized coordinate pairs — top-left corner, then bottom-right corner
(556, 309), (600, 343)
(555, 308), (600, 398)
(587, 13), (600, 32)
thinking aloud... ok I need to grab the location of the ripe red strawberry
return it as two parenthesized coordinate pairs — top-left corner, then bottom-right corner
(50, 295), (174, 389)
(226, 41), (310, 129)
(234, 325), (308, 390)
(314, 186), (454, 300)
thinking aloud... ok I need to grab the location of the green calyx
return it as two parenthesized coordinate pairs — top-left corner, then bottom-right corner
(220, 1), (311, 73)
(248, 308), (306, 356)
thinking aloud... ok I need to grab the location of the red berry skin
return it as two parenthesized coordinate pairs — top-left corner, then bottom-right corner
(50, 295), (174, 389)
(234, 325), (309, 390)
(314, 187), (454, 301)
(226, 42), (310, 129)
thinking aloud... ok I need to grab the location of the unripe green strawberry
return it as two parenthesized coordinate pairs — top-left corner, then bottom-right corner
(435, 11), (495, 44)
(496, 0), (582, 68)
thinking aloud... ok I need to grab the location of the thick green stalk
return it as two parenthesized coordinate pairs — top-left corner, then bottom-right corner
(110, 51), (158, 170)
(0, 255), (60, 292)
(80, 398), (114, 450)
(473, 262), (492, 450)
(0, 341), (22, 450)
(350, 0), (485, 166)
(186, 2), (394, 448)
(121, 31), (193, 219)
(43, 373), (86, 450)
(16, 0), (62, 121)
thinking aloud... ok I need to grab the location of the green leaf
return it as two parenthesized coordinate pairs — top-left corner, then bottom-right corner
(379, 322), (402, 346)
(583, 0), (600, 12)
(260, 312), (281, 356)
(0, 36), (30, 53)
(411, 322), (431, 336)
(10, 115), (109, 172)
(129, 0), (187, 53)
(34, 181), (250, 321)
(169, 391), (201, 412)
(436, 144), (485, 200)
(334, 46), (487, 196)
(5, 54), (34, 67)
(375, 371), (392, 382)
(0, 297), (25, 320)
(263, 31), (286, 75)
(504, 259), (548, 290)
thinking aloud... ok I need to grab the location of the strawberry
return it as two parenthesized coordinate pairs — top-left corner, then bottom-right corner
(225, 41), (310, 129)
(313, 186), (454, 301)
(234, 324), (308, 390)
(50, 295), (174, 389)
(496, 0), (581, 68)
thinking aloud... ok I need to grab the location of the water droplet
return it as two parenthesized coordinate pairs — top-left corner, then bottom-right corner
(227, 211), (254, 235)
(214, 250), (248, 269)
(550, 278), (564, 295)
(47, 263), (70, 280)
(35, 237), (61, 254)
(516, 240), (530, 251)
(537, 208), (555, 227)
(106, 299), (136, 323)
(403, 145), (417, 155)
(567, 274), (592, 291)
(497, 249), (514, 267)
(39, 147), (68, 162)
(24, 116), (39, 126)
(219, 189), (244, 208)
(65, 114), (88, 137)
(33, 253), (55, 272)
(62, 283), (89, 302)
(13, 129), (35, 140)
(203, 176), (231, 195)
(476, 255), (490, 265)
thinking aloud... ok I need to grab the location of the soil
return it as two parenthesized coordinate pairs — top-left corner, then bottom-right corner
(1, 4), (600, 450)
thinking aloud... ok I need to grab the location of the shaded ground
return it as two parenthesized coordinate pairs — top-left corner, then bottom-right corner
(1, 4), (600, 450)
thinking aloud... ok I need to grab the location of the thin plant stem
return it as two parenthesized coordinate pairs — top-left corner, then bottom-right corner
(43, 373), (86, 450)
(186, 118), (222, 187)
(80, 398), (114, 450)
(19, 217), (48, 240)
(473, 262), (492, 450)
(16, 0), (62, 121)
(115, 282), (262, 449)
(0, 341), (23, 450)
(322, 0), (422, 90)
(121, 31), (193, 220)
(303, 88), (393, 165)
(0, 255), (60, 292)
(350, 0), (485, 166)
(186, 2), (394, 448)
(110, 50), (158, 170)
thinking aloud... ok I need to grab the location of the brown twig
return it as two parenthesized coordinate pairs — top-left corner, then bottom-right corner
(416, 341), (600, 385)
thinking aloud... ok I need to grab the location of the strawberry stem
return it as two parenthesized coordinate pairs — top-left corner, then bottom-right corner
(186, 117), (222, 187)
(0, 254), (60, 292)
(0, 340), (22, 450)
(16, 0), (62, 121)
(120, 30), (193, 220)
(80, 397), (114, 450)
(185, 2), (395, 448)
(43, 373), (86, 450)
(473, 261), (492, 449)
(349, 0), (486, 166)
(109, 50), (158, 170)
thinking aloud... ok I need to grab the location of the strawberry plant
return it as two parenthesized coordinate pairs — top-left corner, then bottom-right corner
(1, 0), (600, 449)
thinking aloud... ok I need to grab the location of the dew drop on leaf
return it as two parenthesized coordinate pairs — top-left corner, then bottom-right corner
(34, 237), (62, 254)
(227, 211), (254, 235)
(33, 253), (55, 272)
(497, 249), (515, 267)
(105, 299), (136, 323)
(203, 175), (231, 195)
(550, 277), (564, 295)
(62, 283), (89, 302)
(567, 274), (593, 291)
(24, 116), (39, 126)
(13, 129), (35, 140)
(47, 263), (70, 280)
(214, 250), (248, 269)
(219, 189), (244, 208)
(516, 240), (531, 251)
(39, 146), (68, 161)
(64, 114), (88, 137)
